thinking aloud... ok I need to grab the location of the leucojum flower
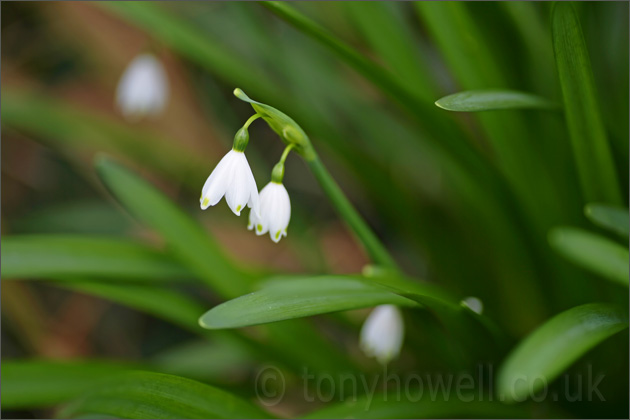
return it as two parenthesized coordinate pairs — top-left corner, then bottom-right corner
(360, 304), (405, 364)
(248, 146), (293, 242)
(200, 113), (294, 242)
(116, 53), (169, 119)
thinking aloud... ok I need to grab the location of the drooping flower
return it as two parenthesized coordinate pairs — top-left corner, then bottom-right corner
(248, 182), (291, 243)
(360, 304), (404, 364)
(116, 53), (169, 119)
(200, 149), (259, 217)
(461, 296), (484, 314)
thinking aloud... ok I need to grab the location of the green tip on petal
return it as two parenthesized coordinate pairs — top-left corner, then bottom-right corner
(236, 205), (242, 212)
(202, 197), (210, 207)
(275, 231), (281, 240)
(257, 224), (263, 232)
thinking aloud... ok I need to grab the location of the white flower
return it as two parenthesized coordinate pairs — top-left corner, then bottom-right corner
(200, 150), (260, 216)
(116, 53), (169, 119)
(461, 296), (483, 314)
(360, 304), (404, 364)
(248, 182), (291, 243)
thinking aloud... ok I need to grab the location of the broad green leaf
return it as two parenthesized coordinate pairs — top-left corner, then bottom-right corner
(585, 203), (629, 238)
(497, 303), (628, 402)
(59, 371), (271, 419)
(435, 90), (558, 112)
(1, 235), (190, 281)
(552, 2), (622, 204)
(199, 276), (417, 329)
(95, 155), (253, 298)
(302, 393), (528, 419)
(2, 360), (139, 410)
(549, 227), (629, 286)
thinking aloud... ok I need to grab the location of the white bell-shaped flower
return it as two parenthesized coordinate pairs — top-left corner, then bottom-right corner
(461, 296), (484, 314)
(116, 53), (169, 119)
(248, 182), (291, 243)
(360, 304), (404, 364)
(200, 150), (260, 216)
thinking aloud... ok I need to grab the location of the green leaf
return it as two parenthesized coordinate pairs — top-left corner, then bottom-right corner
(1, 235), (190, 281)
(59, 371), (271, 419)
(62, 280), (207, 333)
(1, 89), (205, 189)
(95, 155), (253, 298)
(552, 2), (622, 204)
(435, 90), (558, 112)
(549, 227), (629, 286)
(302, 390), (529, 419)
(199, 276), (417, 329)
(585, 203), (629, 238)
(497, 303), (628, 402)
(1, 360), (138, 410)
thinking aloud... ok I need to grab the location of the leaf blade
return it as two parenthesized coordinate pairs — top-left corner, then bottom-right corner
(497, 303), (628, 402)
(199, 276), (417, 329)
(59, 371), (271, 419)
(585, 203), (629, 238)
(1, 235), (190, 281)
(549, 227), (629, 286)
(435, 90), (558, 112)
(95, 155), (253, 298)
(552, 2), (622, 204)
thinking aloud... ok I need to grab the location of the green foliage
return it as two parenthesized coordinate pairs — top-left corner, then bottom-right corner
(585, 203), (629, 238)
(2, 360), (140, 410)
(200, 276), (416, 329)
(497, 303), (629, 402)
(549, 227), (629, 286)
(435, 90), (558, 112)
(2, 2), (628, 418)
(1, 235), (190, 281)
(552, 2), (622, 204)
(58, 371), (271, 419)
(95, 155), (253, 298)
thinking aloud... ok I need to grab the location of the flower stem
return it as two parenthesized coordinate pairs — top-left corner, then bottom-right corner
(243, 113), (261, 129)
(306, 156), (399, 270)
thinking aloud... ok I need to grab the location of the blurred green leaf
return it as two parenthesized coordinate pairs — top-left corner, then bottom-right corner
(199, 276), (416, 329)
(497, 303), (628, 402)
(435, 90), (558, 112)
(585, 203), (629, 238)
(62, 280), (207, 332)
(549, 227), (629, 286)
(59, 371), (271, 419)
(11, 200), (131, 235)
(150, 339), (253, 382)
(95, 155), (253, 298)
(552, 2), (622, 204)
(302, 391), (529, 419)
(1, 89), (205, 188)
(2, 360), (138, 410)
(1, 235), (191, 281)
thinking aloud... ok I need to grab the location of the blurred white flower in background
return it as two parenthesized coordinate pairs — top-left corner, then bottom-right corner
(116, 53), (169, 119)
(461, 296), (484, 314)
(248, 182), (291, 243)
(360, 304), (404, 364)
(200, 150), (260, 217)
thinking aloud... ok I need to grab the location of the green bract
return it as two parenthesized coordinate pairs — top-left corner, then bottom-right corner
(233, 88), (315, 160)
